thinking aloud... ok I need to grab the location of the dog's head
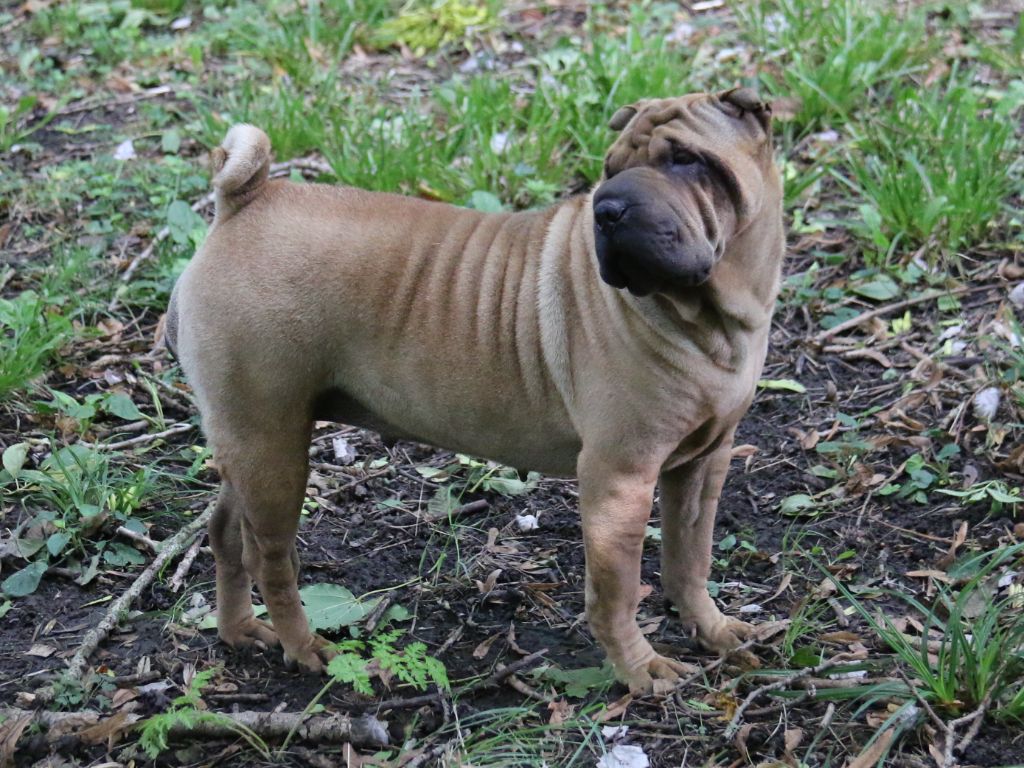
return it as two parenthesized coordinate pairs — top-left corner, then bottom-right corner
(593, 89), (774, 296)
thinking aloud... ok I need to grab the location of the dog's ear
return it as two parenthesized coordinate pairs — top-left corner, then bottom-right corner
(608, 100), (648, 131)
(718, 87), (772, 132)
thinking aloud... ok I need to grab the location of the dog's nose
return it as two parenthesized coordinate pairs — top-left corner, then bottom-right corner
(594, 199), (627, 231)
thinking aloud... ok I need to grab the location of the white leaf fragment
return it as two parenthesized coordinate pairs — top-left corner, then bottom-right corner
(515, 513), (539, 532)
(973, 387), (1001, 422)
(597, 744), (649, 768)
(738, 603), (763, 614)
(332, 436), (357, 465)
(113, 139), (136, 161)
(1009, 283), (1024, 308)
(602, 725), (629, 741)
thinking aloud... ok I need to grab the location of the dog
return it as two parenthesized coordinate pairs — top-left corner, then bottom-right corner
(165, 88), (784, 695)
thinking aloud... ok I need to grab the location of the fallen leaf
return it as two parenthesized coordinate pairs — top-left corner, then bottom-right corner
(472, 632), (501, 660)
(0, 713), (32, 767)
(844, 726), (897, 768)
(597, 744), (649, 768)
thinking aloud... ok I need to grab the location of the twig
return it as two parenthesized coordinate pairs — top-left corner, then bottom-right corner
(0, 706), (389, 749)
(65, 504), (215, 680)
(115, 191), (215, 291)
(169, 532), (205, 592)
(57, 84), (185, 116)
(94, 422), (195, 451)
(723, 657), (857, 738)
(362, 595), (393, 635)
(114, 525), (160, 554)
(812, 286), (980, 344)
(505, 673), (552, 702)
(420, 498), (490, 524)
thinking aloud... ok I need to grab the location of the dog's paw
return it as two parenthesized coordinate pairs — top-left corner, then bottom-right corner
(282, 634), (338, 674)
(695, 615), (753, 655)
(621, 653), (696, 696)
(219, 616), (280, 651)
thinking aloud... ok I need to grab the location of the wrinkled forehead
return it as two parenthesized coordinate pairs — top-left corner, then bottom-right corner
(608, 94), (754, 162)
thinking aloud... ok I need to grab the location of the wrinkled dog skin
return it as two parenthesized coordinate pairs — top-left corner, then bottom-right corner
(166, 89), (784, 694)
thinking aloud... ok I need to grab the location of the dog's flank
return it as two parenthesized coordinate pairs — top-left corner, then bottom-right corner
(209, 124), (272, 221)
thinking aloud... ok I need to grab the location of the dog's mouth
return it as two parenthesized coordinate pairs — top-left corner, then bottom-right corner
(595, 225), (714, 296)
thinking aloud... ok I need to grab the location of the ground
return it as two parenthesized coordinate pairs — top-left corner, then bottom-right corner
(1, 1), (1024, 767)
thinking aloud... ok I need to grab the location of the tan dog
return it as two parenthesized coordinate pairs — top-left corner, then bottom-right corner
(166, 88), (784, 694)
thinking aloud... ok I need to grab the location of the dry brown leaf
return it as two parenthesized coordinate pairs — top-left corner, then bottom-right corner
(77, 711), (136, 748)
(0, 713), (32, 768)
(783, 727), (804, 767)
(597, 692), (633, 722)
(472, 632), (501, 660)
(936, 521), (968, 570)
(819, 631), (861, 644)
(906, 569), (953, 584)
(547, 698), (574, 726)
(844, 726), (897, 768)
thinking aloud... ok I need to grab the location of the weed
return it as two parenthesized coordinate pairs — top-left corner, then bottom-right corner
(834, 544), (1024, 720)
(282, 629), (448, 751)
(0, 291), (74, 399)
(840, 78), (1019, 263)
(743, 0), (930, 132)
(138, 667), (269, 759)
(0, 443), (155, 596)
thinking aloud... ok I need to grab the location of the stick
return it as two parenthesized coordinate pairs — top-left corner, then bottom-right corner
(65, 504), (215, 680)
(421, 499), (490, 524)
(94, 422), (195, 451)
(723, 657), (856, 738)
(169, 533), (205, 592)
(114, 525), (160, 554)
(0, 707), (389, 749)
(812, 286), (979, 343)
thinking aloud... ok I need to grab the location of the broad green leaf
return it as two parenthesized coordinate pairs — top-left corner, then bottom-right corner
(166, 200), (205, 245)
(757, 378), (806, 394)
(0, 600), (11, 619)
(2, 443), (29, 479)
(103, 542), (147, 567)
(1, 560), (48, 598)
(161, 129), (181, 154)
(852, 275), (900, 301)
(532, 663), (615, 698)
(383, 604), (412, 624)
(484, 475), (532, 496)
(46, 532), (71, 557)
(103, 392), (145, 421)
(299, 583), (380, 633)
(468, 190), (504, 212)
(779, 493), (816, 516)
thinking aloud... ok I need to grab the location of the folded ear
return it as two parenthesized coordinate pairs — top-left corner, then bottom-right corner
(718, 87), (772, 132)
(608, 100), (649, 131)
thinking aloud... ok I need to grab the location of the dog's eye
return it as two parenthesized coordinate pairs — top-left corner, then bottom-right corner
(671, 147), (701, 167)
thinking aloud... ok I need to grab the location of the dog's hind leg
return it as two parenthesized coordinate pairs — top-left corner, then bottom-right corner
(210, 419), (335, 673)
(209, 479), (279, 650)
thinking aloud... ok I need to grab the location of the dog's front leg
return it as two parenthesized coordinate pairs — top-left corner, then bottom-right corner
(578, 453), (693, 695)
(660, 435), (752, 655)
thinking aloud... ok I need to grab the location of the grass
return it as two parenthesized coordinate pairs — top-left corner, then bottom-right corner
(834, 544), (1024, 722)
(840, 76), (1019, 264)
(741, 0), (932, 134)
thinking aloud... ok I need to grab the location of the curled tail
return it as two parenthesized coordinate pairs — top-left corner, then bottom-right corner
(210, 124), (272, 220)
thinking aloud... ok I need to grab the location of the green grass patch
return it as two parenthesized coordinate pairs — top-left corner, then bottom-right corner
(841, 78), (1019, 263)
